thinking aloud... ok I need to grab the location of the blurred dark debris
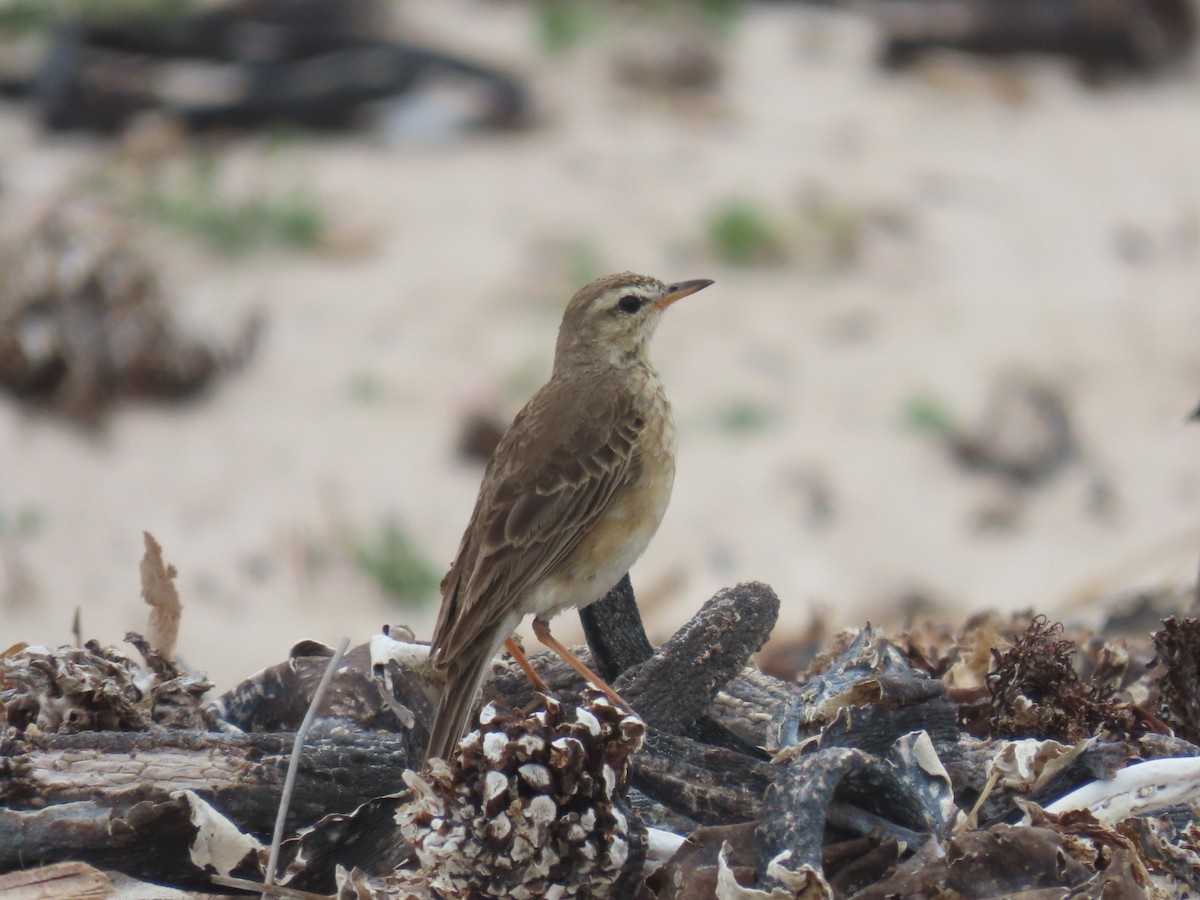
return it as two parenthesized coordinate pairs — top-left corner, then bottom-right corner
(788, 464), (836, 530)
(611, 21), (725, 97)
(907, 370), (1082, 531)
(456, 407), (506, 464)
(7, 569), (1200, 896)
(1097, 581), (1200, 637)
(0, 0), (529, 138)
(0, 201), (260, 425)
(947, 371), (1076, 489)
(864, 0), (1198, 79)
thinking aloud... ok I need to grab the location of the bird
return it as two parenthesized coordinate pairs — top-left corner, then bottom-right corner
(425, 271), (713, 762)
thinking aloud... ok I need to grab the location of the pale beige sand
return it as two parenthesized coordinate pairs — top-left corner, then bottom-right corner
(2, 3), (1199, 688)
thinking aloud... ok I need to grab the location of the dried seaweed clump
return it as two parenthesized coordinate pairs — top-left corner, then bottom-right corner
(0, 203), (259, 425)
(395, 693), (647, 899)
(986, 615), (1134, 742)
(0, 636), (212, 733)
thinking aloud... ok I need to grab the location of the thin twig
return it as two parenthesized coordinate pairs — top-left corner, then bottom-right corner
(262, 635), (350, 895)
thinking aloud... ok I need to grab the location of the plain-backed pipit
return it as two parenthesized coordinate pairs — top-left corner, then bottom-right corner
(425, 272), (713, 761)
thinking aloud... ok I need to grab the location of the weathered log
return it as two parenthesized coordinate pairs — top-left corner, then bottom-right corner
(0, 730), (412, 857)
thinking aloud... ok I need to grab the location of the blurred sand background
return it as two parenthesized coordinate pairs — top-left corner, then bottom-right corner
(2, 1), (1199, 689)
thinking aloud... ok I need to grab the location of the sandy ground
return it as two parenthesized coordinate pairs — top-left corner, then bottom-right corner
(2, 2), (1200, 690)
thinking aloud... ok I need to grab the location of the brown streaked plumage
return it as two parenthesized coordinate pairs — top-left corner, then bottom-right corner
(425, 272), (713, 761)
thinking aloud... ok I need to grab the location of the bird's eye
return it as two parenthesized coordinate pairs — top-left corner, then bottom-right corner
(616, 294), (642, 314)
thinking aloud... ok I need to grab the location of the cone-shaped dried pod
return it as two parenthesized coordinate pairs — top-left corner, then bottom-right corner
(398, 692), (648, 898)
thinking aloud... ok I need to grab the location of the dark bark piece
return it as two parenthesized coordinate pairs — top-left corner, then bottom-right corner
(708, 667), (799, 750)
(852, 824), (1095, 900)
(631, 730), (775, 826)
(276, 792), (414, 893)
(944, 825), (1096, 895)
(825, 801), (931, 848)
(626, 787), (701, 836)
(825, 836), (901, 897)
(755, 745), (949, 889)
(816, 693), (960, 756)
(652, 821), (758, 900)
(772, 625), (951, 753)
(615, 581), (780, 734)
(655, 820), (898, 899)
(685, 714), (767, 757)
(0, 795), (249, 888)
(578, 573), (655, 682)
(492, 588), (792, 748)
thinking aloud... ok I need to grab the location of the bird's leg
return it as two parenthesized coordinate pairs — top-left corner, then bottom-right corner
(504, 636), (549, 692)
(532, 617), (630, 710)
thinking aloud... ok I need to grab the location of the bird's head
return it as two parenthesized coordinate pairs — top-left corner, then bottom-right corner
(553, 272), (713, 371)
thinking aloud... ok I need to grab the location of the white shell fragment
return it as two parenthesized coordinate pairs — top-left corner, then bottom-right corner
(575, 707), (602, 735)
(644, 827), (686, 875)
(526, 794), (557, 826)
(478, 702), (500, 726)
(483, 770), (509, 804)
(1043, 756), (1200, 825)
(714, 842), (833, 900)
(483, 730), (509, 763)
(175, 789), (264, 878)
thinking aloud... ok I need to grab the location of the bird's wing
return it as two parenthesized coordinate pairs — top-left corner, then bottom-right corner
(431, 372), (643, 667)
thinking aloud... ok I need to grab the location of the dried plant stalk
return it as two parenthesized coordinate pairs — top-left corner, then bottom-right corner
(139, 531), (181, 661)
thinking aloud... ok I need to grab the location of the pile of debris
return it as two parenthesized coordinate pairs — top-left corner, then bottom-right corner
(3, 536), (1200, 897)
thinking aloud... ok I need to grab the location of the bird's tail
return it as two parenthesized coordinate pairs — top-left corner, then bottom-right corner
(425, 634), (501, 763)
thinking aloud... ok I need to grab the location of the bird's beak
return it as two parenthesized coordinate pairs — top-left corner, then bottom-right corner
(656, 278), (714, 310)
